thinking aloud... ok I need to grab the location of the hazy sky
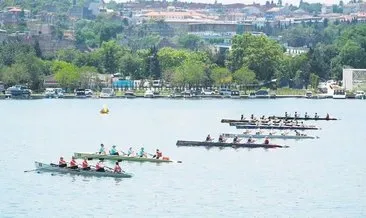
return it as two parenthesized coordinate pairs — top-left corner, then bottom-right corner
(110, 0), (336, 6)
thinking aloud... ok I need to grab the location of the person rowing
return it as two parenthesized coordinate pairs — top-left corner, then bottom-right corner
(314, 113), (319, 119)
(251, 114), (254, 120)
(109, 145), (119, 155)
(294, 112), (298, 118)
(138, 147), (147, 158)
(69, 156), (78, 169)
(153, 149), (163, 159)
(98, 144), (106, 155)
(81, 157), (90, 170)
(114, 162), (122, 173)
(233, 136), (240, 143)
(127, 147), (134, 156)
(294, 130), (300, 136)
(218, 134), (225, 143)
(241, 114), (244, 120)
(58, 157), (67, 168)
(263, 137), (270, 145)
(326, 113), (330, 120)
(285, 112), (288, 117)
(304, 112), (309, 118)
(206, 134), (213, 142)
(247, 136), (255, 143)
(95, 160), (105, 172)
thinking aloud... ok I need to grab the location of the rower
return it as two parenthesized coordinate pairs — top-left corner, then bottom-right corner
(250, 114), (254, 119)
(285, 112), (288, 117)
(58, 157), (67, 168)
(294, 130), (300, 136)
(326, 113), (330, 120)
(264, 137), (270, 145)
(233, 136), (239, 143)
(305, 112), (309, 118)
(114, 162), (122, 173)
(138, 147), (146, 158)
(82, 157), (90, 170)
(315, 113), (319, 118)
(218, 134), (224, 143)
(127, 147), (134, 156)
(247, 136), (254, 143)
(98, 144), (106, 155)
(95, 160), (105, 172)
(294, 112), (298, 118)
(206, 134), (212, 142)
(241, 114), (244, 120)
(69, 156), (78, 169)
(153, 149), (163, 159)
(109, 145), (119, 155)
(261, 115), (265, 120)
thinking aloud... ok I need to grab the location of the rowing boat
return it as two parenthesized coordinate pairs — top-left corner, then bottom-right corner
(268, 116), (337, 121)
(34, 161), (132, 178)
(222, 133), (317, 139)
(176, 140), (286, 148)
(235, 124), (320, 130)
(229, 121), (311, 127)
(74, 152), (173, 163)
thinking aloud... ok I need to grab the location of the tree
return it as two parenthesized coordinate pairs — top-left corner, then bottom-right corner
(309, 73), (320, 89)
(145, 46), (161, 79)
(34, 40), (42, 58)
(53, 61), (80, 89)
(178, 34), (202, 51)
(211, 67), (232, 86)
(233, 67), (256, 93)
(173, 59), (206, 87)
(99, 41), (121, 74)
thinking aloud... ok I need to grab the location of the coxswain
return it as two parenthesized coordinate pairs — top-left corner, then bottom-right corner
(247, 136), (254, 143)
(127, 147), (134, 156)
(241, 114), (244, 120)
(109, 145), (119, 155)
(69, 156), (78, 169)
(98, 144), (106, 155)
(138, 147), (146, 158)
(82, 157), (90, 170)
(326, 113), (330, 120)
(218, 135), (224, 143)
(95, 160), (105, 172)
(233, 136), (239, 143)
(264, 137), (270, 145)
(114, 162), (122, 173)
(153, 149), (163, 159)
(315, 113), (319, 118)
(206, 134), (212, 142)
(58, 157), (67, 168)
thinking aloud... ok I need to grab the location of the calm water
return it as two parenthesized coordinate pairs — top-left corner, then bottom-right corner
(0, 98), (365, 218)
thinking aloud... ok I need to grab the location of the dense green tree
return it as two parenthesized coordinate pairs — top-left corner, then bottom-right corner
(211, 67), (232, 86)
(178, 34), (203, 51)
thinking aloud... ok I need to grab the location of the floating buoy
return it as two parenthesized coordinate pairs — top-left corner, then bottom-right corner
(100, 105), (109, 114)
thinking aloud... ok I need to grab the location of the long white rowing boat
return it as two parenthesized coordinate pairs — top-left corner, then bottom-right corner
(222, 133), (318, 139)
(35, 161), (132, 178)
(74, 152), (175, 163)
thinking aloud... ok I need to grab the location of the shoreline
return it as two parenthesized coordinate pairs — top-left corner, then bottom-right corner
(0, 94), (351, 100)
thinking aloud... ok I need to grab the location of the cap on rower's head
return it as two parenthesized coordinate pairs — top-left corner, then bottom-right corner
(156, 149), (159, 151)
(60, 157), (64, 159)
(115, 162), (119, 165)
(112, 145), (116, 147)
(72, 156), (75, 159)
(101, 144), (104, 147)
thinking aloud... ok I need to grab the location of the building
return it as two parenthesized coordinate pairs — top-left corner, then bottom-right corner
(343, 68), (366, 91)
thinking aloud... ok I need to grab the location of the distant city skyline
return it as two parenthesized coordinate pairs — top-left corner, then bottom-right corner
(110, 0), (339, 6)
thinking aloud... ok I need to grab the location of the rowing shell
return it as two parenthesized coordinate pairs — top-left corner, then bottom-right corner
(222, 133), (318, 139)
(235, 124), (320, 130)
(35, 161), (132, 178)
(268, 116), (337, 121)
(74, 152), (173, 163)
(176, 140), (287, 148)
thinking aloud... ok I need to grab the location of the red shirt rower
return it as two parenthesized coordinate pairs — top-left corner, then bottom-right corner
(59, 157), (67, 167)
(114, 162), (122, 173)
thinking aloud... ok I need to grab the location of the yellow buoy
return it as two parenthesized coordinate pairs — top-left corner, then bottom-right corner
(100, 105), (109, 114)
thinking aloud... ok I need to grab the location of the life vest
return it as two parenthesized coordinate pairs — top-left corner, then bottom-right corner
(82, 160), (88, 168)
(157, 151), (162, 158)
(114, 165), (121, 173)
(96, 163), (104, 170)
(70, 159), (77, 167)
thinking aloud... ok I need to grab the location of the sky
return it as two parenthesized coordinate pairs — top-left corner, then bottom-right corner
(110, 0), (337, 6)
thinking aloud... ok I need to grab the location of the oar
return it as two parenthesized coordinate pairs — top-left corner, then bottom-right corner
(24, 169), (38, 173)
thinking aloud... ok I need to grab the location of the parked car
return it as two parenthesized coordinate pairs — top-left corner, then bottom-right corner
(219, 88), (231, 96)
(75, 89), (87, 98)
(231, 90), (240, 98)
(54, 88), (64, 98)
(5, 85), (32, 98)
(201, 88), (214, 95)
(99, 88), (115, 98)
(144, 89), (154, 98)
(44, 88), (55, 98)
(85, 89), (93, 97)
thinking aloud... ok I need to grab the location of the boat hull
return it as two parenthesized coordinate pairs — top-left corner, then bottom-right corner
(268, 116), (337, 121)
(222, 133), (316, 139)
(74, 152), (173, 163)
(176, 140), (286, 148)
(235, 125), (319, 130)
(34, 161), (132, 178)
